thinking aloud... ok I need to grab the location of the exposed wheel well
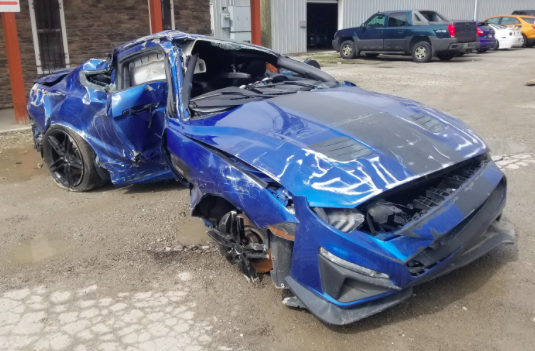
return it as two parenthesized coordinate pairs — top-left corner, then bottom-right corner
(410, 36), (431, 49)
(192, 194), (237, 224)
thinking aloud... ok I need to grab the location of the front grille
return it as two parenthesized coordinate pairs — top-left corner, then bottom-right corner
(358, 154), (488, 235)
(406, 179), (505, 276)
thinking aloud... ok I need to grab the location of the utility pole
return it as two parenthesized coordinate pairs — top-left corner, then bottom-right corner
(149, 0), (163, 34)
(250, 0), (261, 45)
(1, 0), (28, 124)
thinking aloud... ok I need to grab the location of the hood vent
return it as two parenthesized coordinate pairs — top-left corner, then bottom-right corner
(308, 137), (372, 162)
(409, 113), (445, 133)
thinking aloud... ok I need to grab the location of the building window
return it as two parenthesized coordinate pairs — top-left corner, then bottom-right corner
(161, 0), (175, 30)
(28, 0), (70, 74)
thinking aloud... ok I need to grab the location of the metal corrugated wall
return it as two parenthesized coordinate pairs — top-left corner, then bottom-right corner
(476, 0), (535, 21)
(338, 0), (476, 29)
(211, 0), (535, 53)
(211, 0), (250, 39)
(270, 0), (308, 53)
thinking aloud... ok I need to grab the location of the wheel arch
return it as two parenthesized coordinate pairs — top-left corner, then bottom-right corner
(44, 121), (110, 181)
(338, 36), (354, 44)
(410, 36), (432, 49)
(44, 122), (93, 150)
(191, 192), (239, 225)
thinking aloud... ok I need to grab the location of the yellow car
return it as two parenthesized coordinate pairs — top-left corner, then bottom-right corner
(484, 15), (535, 47)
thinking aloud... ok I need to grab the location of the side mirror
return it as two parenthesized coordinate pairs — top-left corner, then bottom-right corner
(360, 23), (366, 29)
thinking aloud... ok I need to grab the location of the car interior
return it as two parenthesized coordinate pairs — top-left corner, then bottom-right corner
(189, 40), (296, 98)
(184, 40), (339, 116)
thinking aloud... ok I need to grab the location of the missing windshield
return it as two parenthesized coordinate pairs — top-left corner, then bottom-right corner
(184, 40), (339, 117)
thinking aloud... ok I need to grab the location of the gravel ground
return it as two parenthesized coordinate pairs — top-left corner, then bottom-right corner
(1, 48), (534, 351)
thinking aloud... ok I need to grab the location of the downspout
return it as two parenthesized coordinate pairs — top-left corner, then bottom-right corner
(473, 0), (478, 21)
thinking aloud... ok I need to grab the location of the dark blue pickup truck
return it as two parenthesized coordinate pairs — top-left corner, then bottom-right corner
(332, 10), (479, 62)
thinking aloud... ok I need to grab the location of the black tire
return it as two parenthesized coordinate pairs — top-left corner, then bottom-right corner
(339, 40), (357, 59)
(521, 34), (527, 48)
(43, 125), (105, 192)
(411, 41), (432, 63)
(476, 48), (489, 53)
(494, 41), (500, 50)
(457, 52), (465, 57)
(365, 53), (379, 58)
(437, 53), (456, 61)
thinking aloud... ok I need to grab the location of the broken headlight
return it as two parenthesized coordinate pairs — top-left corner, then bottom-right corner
(313, 208), (365, 233)
(320, 248), (390, 279)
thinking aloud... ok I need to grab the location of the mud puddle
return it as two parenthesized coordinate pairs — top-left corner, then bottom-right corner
(0, 145), (44, 182)
(176, 216), (211, 245)
(9, 232), (64, 264)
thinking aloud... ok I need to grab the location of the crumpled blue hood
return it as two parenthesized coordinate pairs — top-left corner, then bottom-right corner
(182, 87), (487, 207)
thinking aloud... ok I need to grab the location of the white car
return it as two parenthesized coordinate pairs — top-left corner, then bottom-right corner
(489, 24), (523, 49)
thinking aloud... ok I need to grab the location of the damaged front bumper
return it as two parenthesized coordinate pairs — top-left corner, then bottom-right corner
(285, 161), (514, 325)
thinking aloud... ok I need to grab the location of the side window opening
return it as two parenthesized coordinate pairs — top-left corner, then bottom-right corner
(419, 11), (448, 23)
(86, 71), (112, 88)
(123, 52), (167, 89)
(366, 14), (386, 28)
(388, 13), (407, 27)
(412, 12), (428, 25)
(501, 17), (520, 25)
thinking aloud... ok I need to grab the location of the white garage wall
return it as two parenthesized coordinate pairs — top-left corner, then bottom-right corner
(270, 0), (308, 54)
(476, 0), (535, 21)
(338, 0), (476, 29)
(210, 0), (535, 54)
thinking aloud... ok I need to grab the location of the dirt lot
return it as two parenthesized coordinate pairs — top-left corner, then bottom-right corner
(1, 48), (535, 351)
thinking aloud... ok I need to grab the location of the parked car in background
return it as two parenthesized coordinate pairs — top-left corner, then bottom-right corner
(27, 31), (514, 326)
(332, 10), (479, 62)
(488, 24), (523, 49)
(483, 15), (535, 47)
(476, 22), (496, 52)
(512, 10), (535, 16)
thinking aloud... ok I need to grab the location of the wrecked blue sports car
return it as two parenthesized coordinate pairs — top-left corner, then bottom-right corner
(28, 31), (514, 325)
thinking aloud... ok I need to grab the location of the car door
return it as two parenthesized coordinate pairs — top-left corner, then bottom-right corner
(485, 17), (502, 25)
(383, 12), (408, 51)
(358, 14), (386, 51)
(105, 49), (173, 185)
(501, 16), (521, 27)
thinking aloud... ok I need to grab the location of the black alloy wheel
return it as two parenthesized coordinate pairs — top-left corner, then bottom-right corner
(46, 129), (84, 188)
(43, 126), (105, 191)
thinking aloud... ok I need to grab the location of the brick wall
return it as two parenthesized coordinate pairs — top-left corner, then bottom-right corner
(0, 0), (211, 109)
(174, 0), (212, 35)
(63, 0), (151, 67)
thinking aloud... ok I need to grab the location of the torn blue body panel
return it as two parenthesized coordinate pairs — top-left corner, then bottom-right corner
(28, 31), (513, 326)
